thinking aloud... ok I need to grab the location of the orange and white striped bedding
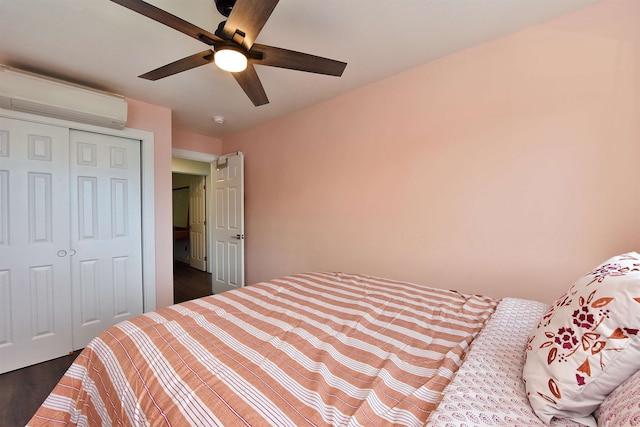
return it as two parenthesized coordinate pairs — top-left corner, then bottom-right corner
(28, 272), (498, 426)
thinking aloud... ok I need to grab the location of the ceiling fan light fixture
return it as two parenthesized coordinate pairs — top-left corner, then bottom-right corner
(214, 45), (247, 72)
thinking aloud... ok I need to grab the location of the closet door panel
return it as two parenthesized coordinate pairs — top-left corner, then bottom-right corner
(70, 130), (143, 349)
(0, 117), (72, 374)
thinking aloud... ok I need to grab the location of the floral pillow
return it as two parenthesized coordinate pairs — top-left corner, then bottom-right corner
(523, 252), (640, 426)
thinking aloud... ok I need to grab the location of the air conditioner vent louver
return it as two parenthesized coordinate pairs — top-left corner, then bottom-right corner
(0, 65), (127, 129)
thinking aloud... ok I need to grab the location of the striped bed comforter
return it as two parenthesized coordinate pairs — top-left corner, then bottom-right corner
(28, 272), (498, 426)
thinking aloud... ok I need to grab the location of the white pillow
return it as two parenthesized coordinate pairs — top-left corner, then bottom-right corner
(523, 252), (640, 426)
(597, 368), (640, 426)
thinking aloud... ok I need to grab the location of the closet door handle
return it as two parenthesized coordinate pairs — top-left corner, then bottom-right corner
(57, 250), (67, 257)
(68, 249), (77, 256)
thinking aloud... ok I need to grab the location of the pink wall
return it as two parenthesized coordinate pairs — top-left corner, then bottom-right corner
(173, 128), (222, 155)
(126, 98), (174, 309)
(222, 0), (640, 304)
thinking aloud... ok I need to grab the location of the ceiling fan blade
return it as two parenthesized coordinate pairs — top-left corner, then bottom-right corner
(251, 44), (347, 77)
(139, 50), (214, 80)
(219, 0), (279, 50)
(232, 63), (269, 106)
(110, 0), (221, 45)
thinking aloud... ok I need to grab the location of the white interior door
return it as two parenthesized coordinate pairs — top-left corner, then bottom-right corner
(0, 117), (73, 374)
(213, 152), (244, 294)
(69, 130), (143, 349)
(189, 175), (206, 271)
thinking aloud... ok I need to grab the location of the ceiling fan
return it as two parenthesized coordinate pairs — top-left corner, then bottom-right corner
(110, 0), (347, 106)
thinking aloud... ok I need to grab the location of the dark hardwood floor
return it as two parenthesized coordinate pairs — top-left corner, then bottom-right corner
(0, 350), (81, 427)
(0, 261), (213, 426)
(173, 260), (213, 304)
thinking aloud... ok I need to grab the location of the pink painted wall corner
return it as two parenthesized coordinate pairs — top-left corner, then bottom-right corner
(126, 97), (174, 309)
(173, 128), (223, 155)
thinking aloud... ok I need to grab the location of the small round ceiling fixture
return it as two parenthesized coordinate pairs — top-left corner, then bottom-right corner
(213, 116), (225, 124)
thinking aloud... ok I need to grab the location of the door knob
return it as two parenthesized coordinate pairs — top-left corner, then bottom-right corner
(232, 234), (245, 240)
(57, 250), (67, 257)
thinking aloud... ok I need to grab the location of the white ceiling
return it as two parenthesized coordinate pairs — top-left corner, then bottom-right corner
(0, 0), (596, 138)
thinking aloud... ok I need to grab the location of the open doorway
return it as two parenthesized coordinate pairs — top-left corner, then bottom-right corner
(171, 149), (245, 299)
(172, 159), (213, 303)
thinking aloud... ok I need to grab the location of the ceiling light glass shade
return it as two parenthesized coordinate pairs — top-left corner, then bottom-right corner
(214, 46), (248, 72)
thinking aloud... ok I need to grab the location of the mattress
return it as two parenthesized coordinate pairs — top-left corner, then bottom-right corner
(28, 272), (511, 426)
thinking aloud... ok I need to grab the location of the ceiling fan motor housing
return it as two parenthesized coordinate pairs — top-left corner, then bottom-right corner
(215, 0), (235, 17)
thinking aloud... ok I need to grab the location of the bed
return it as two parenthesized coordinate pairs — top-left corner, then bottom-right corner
(27, 254), (640, 426)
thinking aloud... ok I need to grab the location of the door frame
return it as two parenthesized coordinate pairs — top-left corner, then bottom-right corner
(0, 108), (157, 312)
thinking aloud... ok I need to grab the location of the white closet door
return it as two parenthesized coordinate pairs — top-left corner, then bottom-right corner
(69, 130), (143, 349)
(0, 117), (73, 374)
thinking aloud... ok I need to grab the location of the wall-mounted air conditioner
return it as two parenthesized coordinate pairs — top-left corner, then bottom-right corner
(0, 65), (127, 129)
